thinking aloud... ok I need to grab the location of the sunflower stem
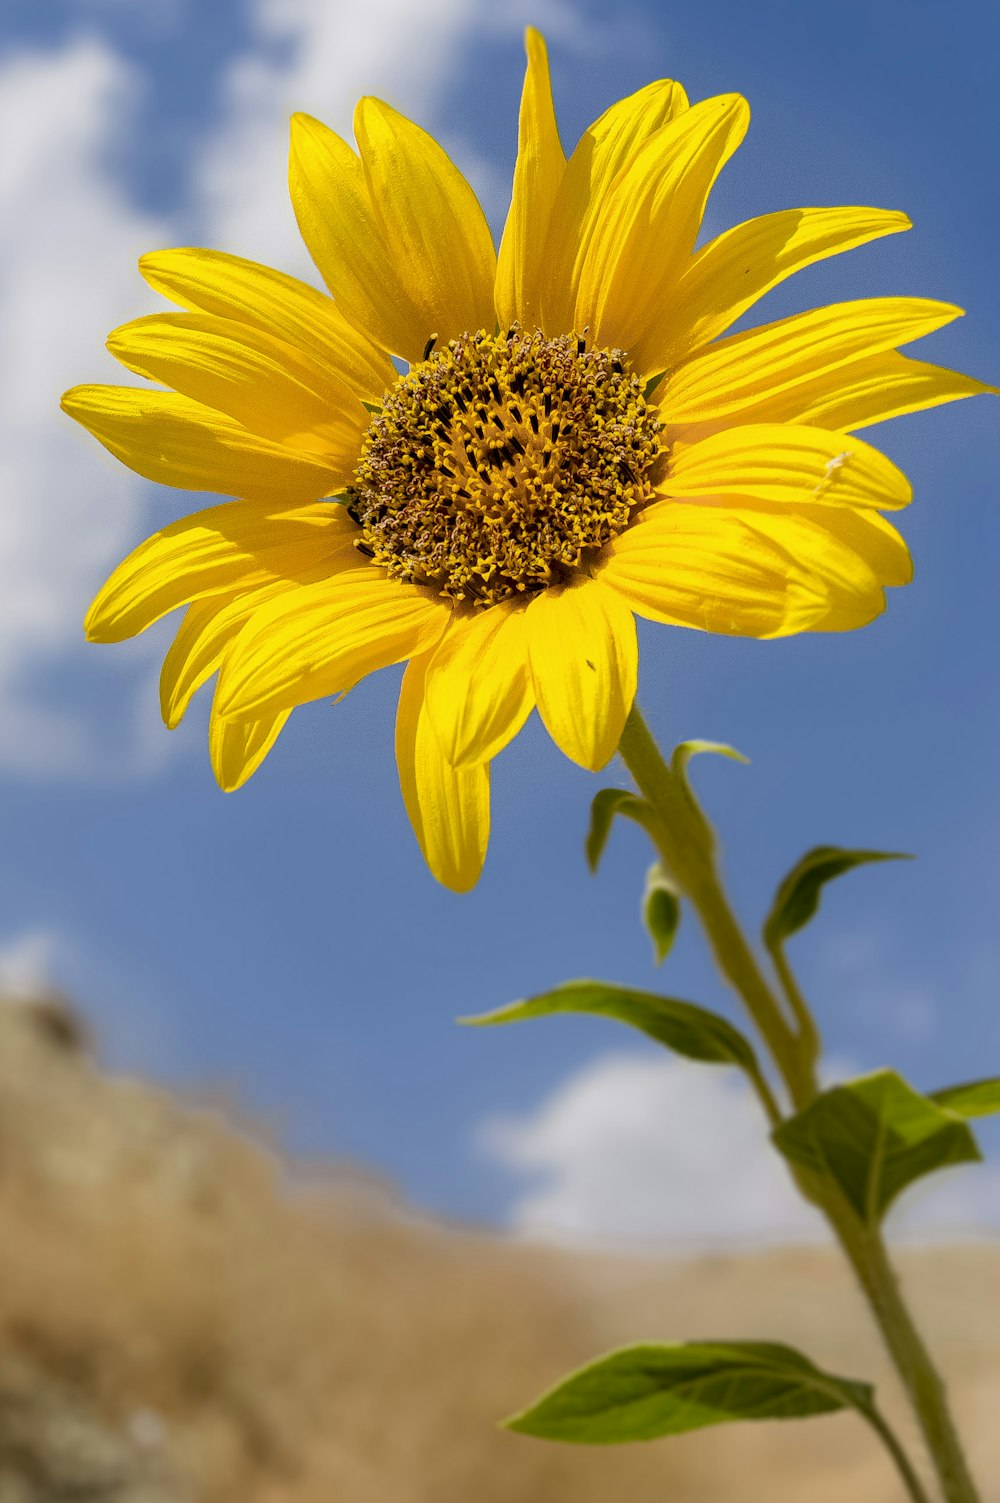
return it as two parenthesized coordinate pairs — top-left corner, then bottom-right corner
(616, 702), (981, 1503)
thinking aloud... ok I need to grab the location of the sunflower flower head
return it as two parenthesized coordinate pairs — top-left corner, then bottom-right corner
(62, 29), (995, 891)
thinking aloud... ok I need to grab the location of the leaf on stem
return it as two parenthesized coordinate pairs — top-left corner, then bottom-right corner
(763, 846), (911, 949)
(642, 864), (681, 965)
(929, 1077), (1000, 1119)
(585, 787), (652, 873)
(671, 739), (750, 779)
(504, 1340), (875, 1444)
(460, 979), (759, 1073)
(772, 1069), (981, 1223)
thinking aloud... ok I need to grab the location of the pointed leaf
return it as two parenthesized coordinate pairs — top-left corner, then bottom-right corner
(671, 739), (750, 779)
(585, 787), (651, 872)
(505, 1340), (874, 1444)
(773, 1069), (981, 1223)
(642, 865), (681, 965)
(460, 979), (760, 1073)
(763, 846), (912, 949)
(929, 1078), (1000, 1119)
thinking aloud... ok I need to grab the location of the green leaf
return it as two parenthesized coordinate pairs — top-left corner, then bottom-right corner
(671, 739), (750, 781)
(763, 846), (911, 949)
(929, 1078), (1000, 1119)
(585, 788), (650, 873)
(361, 399), (382, 414)
(642, 865), (681, 965)
(504, 1340), (874, 1444)
(460, 980), (760, 1074)
(772, 1069), (981, 1223)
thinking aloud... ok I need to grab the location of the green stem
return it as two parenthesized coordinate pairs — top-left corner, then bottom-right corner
(617, 703), (980, 1503)
(863, 1404), (937, 1503)
(769, 941), (822, 1070)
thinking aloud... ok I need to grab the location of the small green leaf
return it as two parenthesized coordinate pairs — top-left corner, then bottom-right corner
(505, 1340), (874, 1444)
(642, 865), (681, 965)
(773, 1069), (981, 1223)
(361, 399), (382, 413)
(460, 980), (760, 1074)
(671, 739), (750, 780)
(585, 788), (650, 873)
(763, 846), (911, 949)
(929, 1078), (1000, 1119)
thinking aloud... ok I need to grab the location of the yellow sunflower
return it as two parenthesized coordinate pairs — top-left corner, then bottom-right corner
(62, 30), (992, 891)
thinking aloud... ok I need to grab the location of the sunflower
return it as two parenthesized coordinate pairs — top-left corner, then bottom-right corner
(62, 29), (992, 891)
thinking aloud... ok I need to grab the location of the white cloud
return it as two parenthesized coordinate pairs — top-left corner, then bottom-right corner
(0, 37), (167, 775)
(0, 928), (64, 999)
(480, 1049), (1000, 1251)
(481, 1050), (823, 1250)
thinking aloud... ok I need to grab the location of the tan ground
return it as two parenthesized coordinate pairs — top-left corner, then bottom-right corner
(0, 996), (994, 1502)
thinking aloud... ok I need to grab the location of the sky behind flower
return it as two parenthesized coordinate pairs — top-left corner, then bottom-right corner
(1, 0), (998, 1245)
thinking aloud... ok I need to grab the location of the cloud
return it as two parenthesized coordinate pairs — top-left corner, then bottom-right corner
(0, 928), (65, 999)
(479, 1049), (1000, 1251)
(0, 36), (168, 775)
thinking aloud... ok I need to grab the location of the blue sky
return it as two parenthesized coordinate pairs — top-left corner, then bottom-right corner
(1, 0), (997, 1245)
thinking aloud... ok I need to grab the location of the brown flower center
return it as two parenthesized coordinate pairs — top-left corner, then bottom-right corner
(345, 327), (662, 607)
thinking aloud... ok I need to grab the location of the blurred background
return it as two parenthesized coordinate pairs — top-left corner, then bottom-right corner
(0, 0), (997, 1497)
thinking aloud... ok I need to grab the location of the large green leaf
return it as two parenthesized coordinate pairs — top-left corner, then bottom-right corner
(763, 846), (911, 949)
(929, 1077), (1000, 1119)
(460, 980), (759, 1074)
(773, 1069), (981, 1222)
(585, 788), (651, 873)
(505, 1340), (874, 1444)
(642, 865), (681, 966)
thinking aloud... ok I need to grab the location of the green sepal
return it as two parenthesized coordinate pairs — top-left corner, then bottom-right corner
(642, 865), (681, 965)
(460, 979), (760, 1074)
(504, 1340), (875, 1444)
(585, 787), (651, 873)
(772, 1069), (981, 1223)
(361, 399), (382, 414)
(763, 846), (911, 949)
(929, 1077), (1000, 1119)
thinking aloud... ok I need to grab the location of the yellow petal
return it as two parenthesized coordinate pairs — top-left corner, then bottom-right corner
(659, 298), (962, 423)
(159, 559), (351, 728)
(424, 602), (534, 767)
(600, 499), (910, 639)
(209, 705), (291, 792)
(694, 350), (997, 434)
(664, 423), (911, 510)
(540, 77), (689, 336)
(600, 502), (796, 636)
(713, 503), (891, 635)
(396, 651), (490, 893)
(138, 247), (396, 402)
(216, 573), (449, 720)
(62, 386), (346, 502)
(86, 500), (360, 642)
(353, 97), (497, 352)
(108, 313), (367, 460)
(289, 112), (429, 361)
(570, 93), (750, 357)
(495, 28), (566, 332)
(642, 206), (911, 373)
(161, 593), (245, 728)
(526, 577), (637, 771)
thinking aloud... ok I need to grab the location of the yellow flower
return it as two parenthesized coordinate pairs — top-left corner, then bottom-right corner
(63, 30), (993, 891)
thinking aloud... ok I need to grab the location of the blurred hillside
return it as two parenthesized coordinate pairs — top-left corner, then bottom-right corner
(0, 996), (994, 1502)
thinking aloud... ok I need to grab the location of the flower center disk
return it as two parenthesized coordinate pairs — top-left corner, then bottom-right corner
(346, 328), (662, 607)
